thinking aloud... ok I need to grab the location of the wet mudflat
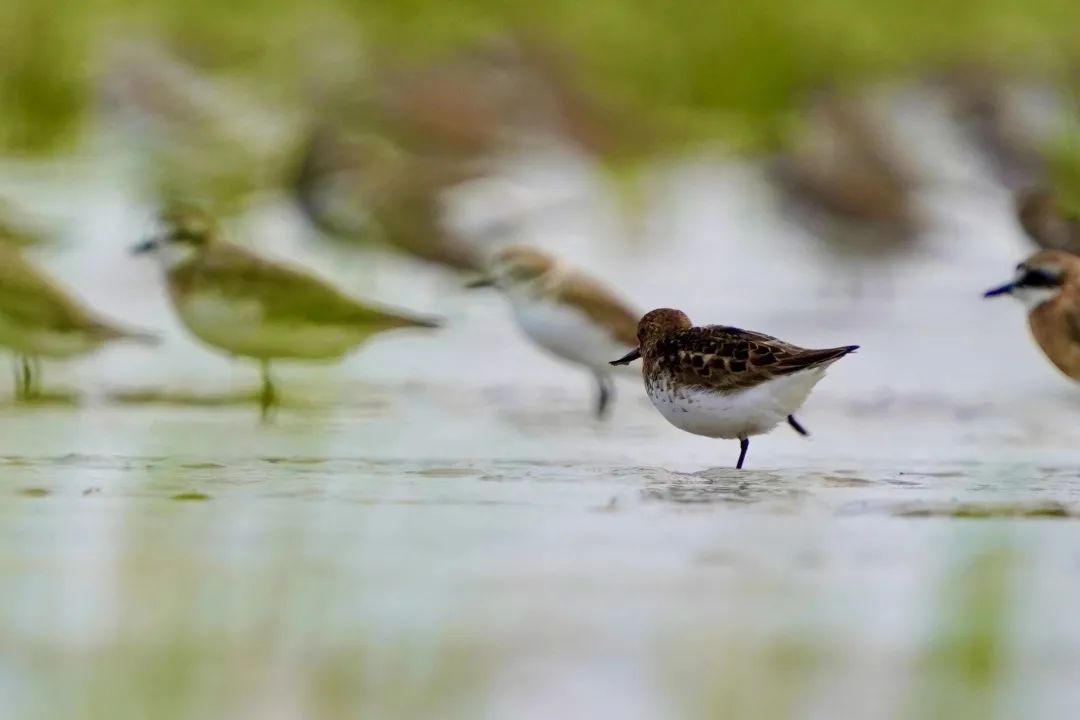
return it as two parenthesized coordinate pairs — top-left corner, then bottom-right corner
(0, 369), (1078, 719)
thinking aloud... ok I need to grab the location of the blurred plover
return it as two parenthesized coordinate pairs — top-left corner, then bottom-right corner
(133, 206), (440, 418)
(985, 250), (1080, 381)
(0, 242), (156, 401)
(469, 245), (639, 419)
(612, 308), (858, 469)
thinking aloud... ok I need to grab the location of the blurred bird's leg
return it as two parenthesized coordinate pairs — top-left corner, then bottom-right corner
(258, 360), (277, 422)
(594, 372), (614, 420)
(17, 356), (35, 401)
(787, 415), (810, 436)
(11, 357), (24, 401)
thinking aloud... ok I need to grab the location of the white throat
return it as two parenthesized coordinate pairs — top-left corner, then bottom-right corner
(156, 242), (199, 270)
(502, 264), (567, 303)
(1012, 285), (1059, 312)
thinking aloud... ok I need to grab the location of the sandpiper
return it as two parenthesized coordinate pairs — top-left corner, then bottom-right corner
(1016, 188), (1080, 255)
(468, 245), (639, 419)
(0, 242), (157, 401)
(611, 309), (857, 469)
(132, 206), (440, 417)
(984, 250), (1080, 381)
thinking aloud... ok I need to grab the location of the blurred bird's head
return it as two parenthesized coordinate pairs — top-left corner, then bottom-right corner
(132, 205), (217, 268)
(984, 250), (1077, 312)
(1015, 188), (1078, 252)
(466, 245), (558, 293)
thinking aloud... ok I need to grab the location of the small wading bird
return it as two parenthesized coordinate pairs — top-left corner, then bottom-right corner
(611, 309), (858, 469)
(132, 207), (441, 418)
(0, 240), (157, 401)
(984, 250), (1080, 381)
(292, 34), (650, 275)
(468, 246), (639, 419)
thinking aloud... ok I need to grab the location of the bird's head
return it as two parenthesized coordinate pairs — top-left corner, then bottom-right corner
(610, 308), (692, 366)
(984, 250), (1077, 311)
(466, 245), (557, 293)
(132, 205), (216, 268)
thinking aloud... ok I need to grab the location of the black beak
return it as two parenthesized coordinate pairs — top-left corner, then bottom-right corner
(465, 277), (495, 289)
(983, 282), (1015, 298)
(130, 238), (158, 255)
(610, 348), (641, 366)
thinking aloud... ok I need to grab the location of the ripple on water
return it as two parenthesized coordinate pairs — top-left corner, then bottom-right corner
(637, 467), (809, 506)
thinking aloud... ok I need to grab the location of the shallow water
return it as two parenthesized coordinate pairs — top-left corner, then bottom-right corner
(1, 131), (1080, 718)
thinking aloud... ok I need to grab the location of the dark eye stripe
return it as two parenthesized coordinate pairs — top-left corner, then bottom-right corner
(171, 229), (202, 243)
(1020, 269), (1061, 288)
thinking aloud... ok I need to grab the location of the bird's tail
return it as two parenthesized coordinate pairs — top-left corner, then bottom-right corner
(806, 345), (859, 366)
(778, 344), (858, 374)
(383, 313), (443, 331)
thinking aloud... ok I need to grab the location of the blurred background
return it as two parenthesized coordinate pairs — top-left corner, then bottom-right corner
(2, 1), (1080, 718)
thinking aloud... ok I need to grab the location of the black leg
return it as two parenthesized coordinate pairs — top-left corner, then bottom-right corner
(12, 357), (24, 401)
(736, 437), (750, 469)
(259, 360), (277, 422)
(787, 415), (810, 437)
(19, 356), (33, 401)
(594, 373), (614, 420)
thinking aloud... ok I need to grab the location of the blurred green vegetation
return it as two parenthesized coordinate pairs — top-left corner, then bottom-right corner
(1, 0), (1078, 155)
(1047, 120), (1080, 210)
(907, 536), (1017, 719)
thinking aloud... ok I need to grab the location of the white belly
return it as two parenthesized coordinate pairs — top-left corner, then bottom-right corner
(647, 368), (827, 439)
(177, 294), (365, 360)
(0, 315), (99, 358)
(511, 299), (630, 372)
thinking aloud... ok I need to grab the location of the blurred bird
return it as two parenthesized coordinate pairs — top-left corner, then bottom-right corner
(367, 35), (644, 162)
(467, 245), (639, 419)
(292, 127), (487, 272)
(1016, 187), (1080, 255)
(984, 250), (1080, 382)
(611, 309), (857, 469)
(937, 66), (1049, 191)
(96, 43), (293, 212)
(0, 242), (157, 401)
(132, 207), (441, 418)
(292, 34), (648, 272)
(771, 90), (921, 295)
